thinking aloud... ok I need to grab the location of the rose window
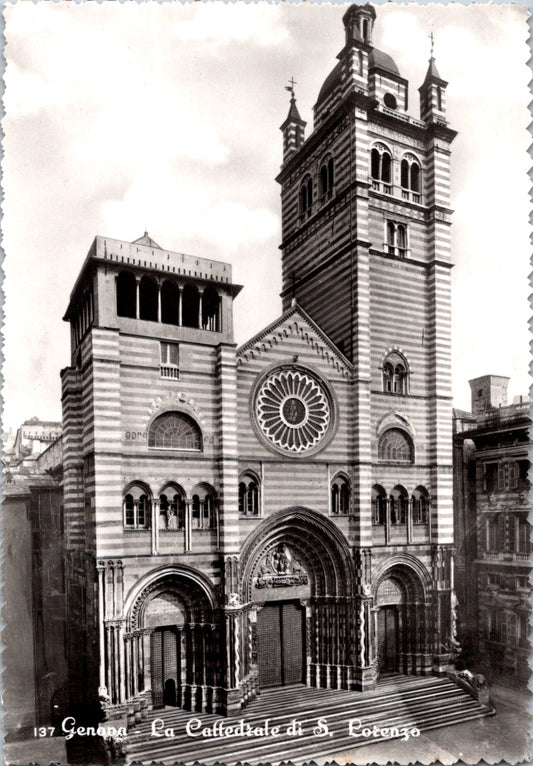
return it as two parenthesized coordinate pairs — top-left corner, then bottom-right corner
(255, 369), (330, 454)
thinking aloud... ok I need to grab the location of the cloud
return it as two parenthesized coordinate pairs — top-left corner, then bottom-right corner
(3, 60), (66, 119)
(75, 84), (229, 172)
(173, 4), (289, 47)
(199, 201), (278, 251)
(99, 171), (277, 253)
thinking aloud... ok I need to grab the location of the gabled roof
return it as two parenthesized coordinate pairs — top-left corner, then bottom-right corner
(237, 301), (352, 378)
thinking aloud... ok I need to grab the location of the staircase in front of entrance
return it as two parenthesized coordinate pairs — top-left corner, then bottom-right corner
(125, 675), (495, 765)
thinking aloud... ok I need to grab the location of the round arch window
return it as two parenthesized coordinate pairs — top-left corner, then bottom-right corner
(148, 411), (202, 451)
(254, 367), (333, 455)
(378, 428), (413, 463)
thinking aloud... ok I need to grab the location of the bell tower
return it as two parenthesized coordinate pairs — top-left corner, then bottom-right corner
(276, 5), (457, 681)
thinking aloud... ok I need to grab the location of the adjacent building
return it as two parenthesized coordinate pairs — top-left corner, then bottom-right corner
(57, 4), (459, 722)
(2, 430), (66, 740)
(454, 375), (531, 684)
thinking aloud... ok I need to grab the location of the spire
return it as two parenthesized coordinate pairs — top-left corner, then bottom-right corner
(421, 32), (445, 87)
(422, 56), (443, 87)
(282, 96), (304, 128)
(419, 32), (447, 123)
(280, 79), (306, 162)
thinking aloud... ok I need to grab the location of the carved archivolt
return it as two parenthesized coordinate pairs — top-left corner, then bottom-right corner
(125, 565), (218, 631)
(372, 554), (432, 603)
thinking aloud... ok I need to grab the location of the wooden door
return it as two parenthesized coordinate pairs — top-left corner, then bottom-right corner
(257, 602), (304, 688)
(281, 602), (304, 684)
(151, 627), (180, 707)
(377, 606), (399, 672)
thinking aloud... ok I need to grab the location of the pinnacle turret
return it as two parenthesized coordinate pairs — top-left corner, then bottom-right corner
(280, 85), (306, 162)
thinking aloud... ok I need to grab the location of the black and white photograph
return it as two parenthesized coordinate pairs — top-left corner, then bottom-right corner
(2, 2), (531, 764)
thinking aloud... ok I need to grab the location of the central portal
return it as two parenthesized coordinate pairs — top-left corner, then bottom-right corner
(257, 601), (304, 688)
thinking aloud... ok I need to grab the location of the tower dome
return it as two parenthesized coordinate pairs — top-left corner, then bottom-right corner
(369, 48), (400, 76)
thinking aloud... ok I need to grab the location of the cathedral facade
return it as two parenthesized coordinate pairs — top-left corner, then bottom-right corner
(61, 4), (457, 720)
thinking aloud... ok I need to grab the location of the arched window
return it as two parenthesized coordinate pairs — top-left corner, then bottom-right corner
(331, 474), (350, 514)
(123, 484), (151, 529)
(191, 485), (216, 529)
(116, 271), (136, 318)
(400, 154), (421, 201)
(319, 157), (335, 199)
(161, 280), (180, 326)
(378, 428), (413, 463)
(239, 473), (260, 516)
(382, 362), (394, 393)
(182, 283), (200, 328)
(412, 486), (429, 525)
(159, 485), (185, 530)
(202, 285), (220, 332)
(370, 144), (392, 193)
(382, 352), (409, 394)
(389, 485), (408, 525)
(320, 165), (328, 197)
(148, 412), (202, 451)
(385, 221), (409, 258)
(372, 485), (387, 525)
(300, 175), (313, 216)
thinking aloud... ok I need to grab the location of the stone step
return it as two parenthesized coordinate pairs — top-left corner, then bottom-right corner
(129, 685), (468, 740)
(129, 676), (454, 734)
(125, 677), (493, 765)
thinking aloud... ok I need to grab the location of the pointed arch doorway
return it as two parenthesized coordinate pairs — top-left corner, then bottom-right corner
(241, 508), (355, 696)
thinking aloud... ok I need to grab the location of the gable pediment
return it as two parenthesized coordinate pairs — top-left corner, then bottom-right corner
(237, 304), (351, 379)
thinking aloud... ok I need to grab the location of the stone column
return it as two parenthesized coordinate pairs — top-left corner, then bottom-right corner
(119, 621), (126, 703)
(135, 277), (140, 319)
(178, 285), (183, 326)
(222, 595), (243, 714)
(157, 280), (162, 323)
(105, 624), (113, 700)
(407, 498), (413, 543)
(385, 498), (391, 545)
(185, 500), (192, 551)
(198, 288), (204, 329)
(151, 499), (159, 555)
(353, 590), (376, 690)
(97, 563), (106, 690)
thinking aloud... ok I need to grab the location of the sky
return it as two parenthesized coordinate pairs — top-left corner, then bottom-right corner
(2, 1), (531, 432)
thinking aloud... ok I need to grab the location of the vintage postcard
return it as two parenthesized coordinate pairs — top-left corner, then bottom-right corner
(1, 2), (531, 765)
